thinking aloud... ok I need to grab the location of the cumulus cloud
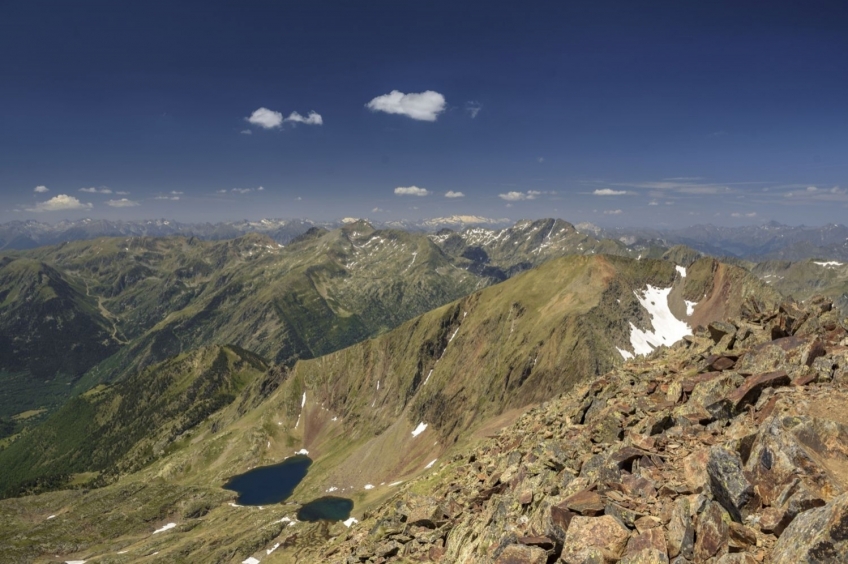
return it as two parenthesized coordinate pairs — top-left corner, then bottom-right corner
(285, 111), (323, 125)
(240, 129), (252, 135)
(245, 108), (323, 130)
(445, 191), (465, 198)
(246, 107), (284, 129)
(367, 90), (446, 121)
(593, 189), (628, 196)
(155, 196), (180, 200)
(603, 209), (623, 215)
(116, 191), (130, 195)
(107, 198), (140, 207)
(371, 207), (387, 213)
(232, 188), (252, 194)
(79, 187), (112, 194)
(216, 189), (228, 194)
(34, 185), (49, 193)
(394, 186), (430, 196)
(465, 101), (482, 118)
(499, 190), (544, 201)
(26, 194), (92, 212)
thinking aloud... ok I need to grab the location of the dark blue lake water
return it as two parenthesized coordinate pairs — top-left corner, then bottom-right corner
(223, 455), (312, 505)
(297, 496), (355, 522)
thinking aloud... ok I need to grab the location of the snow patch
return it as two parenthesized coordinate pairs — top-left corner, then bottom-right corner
(327, 486), (338, 493)
(389, 481), (404, 486)
(301, 392), (306, 407)
(814, 261), (843, 267)
(424, 458), (438, 469)
(616, 347), (634, 361)
(153, 522), (177, 534)
(364, 484), (374, 490)
(243, 558), (260, 564)
(685, 300), (698, 316)
(343, 517), (359, 527)
(628, 285), (692, 356)
(267, 542), (281, 555)
(65, 561), (86, 564)
(411, 422), (428, 437)
(294, 449), (309, 455)
(47, 515), (56, 519)
(422, 369), (433, 386)
(675, 265), (687, 277)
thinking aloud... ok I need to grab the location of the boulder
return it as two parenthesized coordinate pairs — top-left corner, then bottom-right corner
(563, 490), (605, 516)
(666, 497), (694, 559)
(772, 492), (848, 564)
(561, 515), (630, 563)
(620, 548), (670, 564)
(707, 446), (754, 522)
(709, 322), (737, 344)
(693, 501), (729, 561)
(494, 544), (549, 564)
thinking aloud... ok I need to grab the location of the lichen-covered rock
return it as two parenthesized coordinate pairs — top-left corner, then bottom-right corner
(693, 501), (729, 561)
(707, 446), (753, 522)
(666, 497), (694, 559)
(494, 543), (549, 564)
(561, 515), (630, 562)
(772, 492), (848, 563)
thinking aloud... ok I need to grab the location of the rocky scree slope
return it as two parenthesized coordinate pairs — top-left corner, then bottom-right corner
(323, 296), (848, 564)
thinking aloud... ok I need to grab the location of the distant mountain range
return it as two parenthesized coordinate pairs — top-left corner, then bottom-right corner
(583, 220), (848, 261)
(4, 217), (848, 261)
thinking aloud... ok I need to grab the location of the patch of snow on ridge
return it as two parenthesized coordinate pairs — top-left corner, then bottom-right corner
(616, 347), (634, 361)
(65, 561), (86, 564)
(424, 459), (438, 469)
(685, 300), (698, 316)
(343, 517), (358, 527)
(629, 285), (692, 356)
(267, 542), (281, 555)
(153, 522), (176, 534)
(411, 422), (428, 437)
(242, 558), (260, 564)
(294, 449), (309, 455)
(301, 393), (306, 407)
(364, 484), (374, 490)
(675, 265), (687, 277)
(422, 369), (433, 386)
(814, 261), (843, 267)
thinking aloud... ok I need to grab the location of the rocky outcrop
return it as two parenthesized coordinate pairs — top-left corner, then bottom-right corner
(323, 296), (848, 563)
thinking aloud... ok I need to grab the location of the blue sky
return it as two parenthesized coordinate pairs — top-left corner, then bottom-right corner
(1, 0), (847, 227)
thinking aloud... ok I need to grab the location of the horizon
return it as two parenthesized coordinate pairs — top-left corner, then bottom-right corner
(2, 1), (847, 227)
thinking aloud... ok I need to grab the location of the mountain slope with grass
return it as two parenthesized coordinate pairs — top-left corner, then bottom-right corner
(0, 257), (120, 419)
(0, 345), (268, 498)
(0, 254), (780, 563)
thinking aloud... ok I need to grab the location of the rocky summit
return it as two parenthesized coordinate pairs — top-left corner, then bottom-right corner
(317, 296), (848, 563)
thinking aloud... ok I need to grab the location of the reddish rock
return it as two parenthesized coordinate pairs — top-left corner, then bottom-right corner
(726, 370), (790, 410)
(772, 492), (848, 564)
(561, 515), (631, 562)
(694, 501), (730, 561)
(494, 544), (548, 564)
(666, 497), (694, 559)
(564, 490), (606, 516)
(625, 528), (667, 556)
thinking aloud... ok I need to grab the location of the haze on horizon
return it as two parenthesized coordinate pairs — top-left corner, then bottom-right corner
(1, 0), (846, 228)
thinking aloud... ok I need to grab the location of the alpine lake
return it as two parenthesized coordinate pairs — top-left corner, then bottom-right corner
(223, 454), (354, 522)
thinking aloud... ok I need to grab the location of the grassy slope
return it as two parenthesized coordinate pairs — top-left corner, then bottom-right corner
(0, 254), (779, 563)
(0, 345), (268, 498)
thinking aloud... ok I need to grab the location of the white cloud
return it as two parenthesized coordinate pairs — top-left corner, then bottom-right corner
(731, 212), (757, 218)
(499, 190), (544, 201)
(394, 186), (430, 196)
(155, 196), (180, 200)
(79, 187), (112, 194)
(648, 201), (659, 206)
(107, 198), (140, 207)
(593, 189), (628, 196)
(295, 196), (302, 201)
(232, 188), (253, 194)
(116, 191), (130, 195)
(216, 189), (228, 194)
(367, 90), (446, 122)
(371, 207), (387, 213)
(240, 129), (252, 135)
(537, 157), (545, 163)
(445, 191), (465, 198)
(610, 180), (734, 195)
(171, 191), (183, 195)
(26, 194), (92, 212)
(285, 111), (323, 125)
(466, 101), (482, 118)
(257, 186), (264, 191)
(33, 185), (49, 193)
(603, 209), (623, 215)
(247, 107), (284, 129)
